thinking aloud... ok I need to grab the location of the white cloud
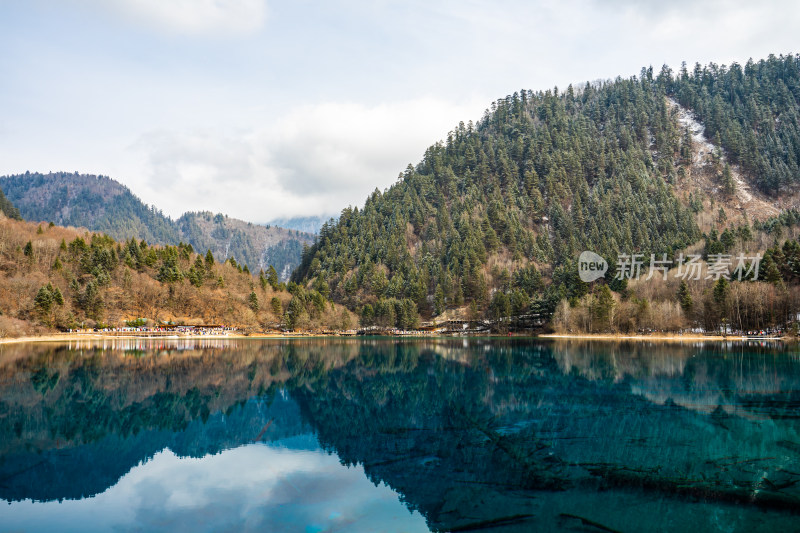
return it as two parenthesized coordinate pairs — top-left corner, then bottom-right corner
(266, 98), (485, 193)
(129, 97), (486, 222)
(88, 0), (268, 36)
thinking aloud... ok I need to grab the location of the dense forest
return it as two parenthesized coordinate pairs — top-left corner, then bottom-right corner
(0, 172), (314, 279)
(670, 54), (800, 192)
(294, 53), (800, 334)
(0, 212), (353, 337)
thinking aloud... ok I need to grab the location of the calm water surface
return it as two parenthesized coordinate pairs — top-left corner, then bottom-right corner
(1, 337), (799, 532)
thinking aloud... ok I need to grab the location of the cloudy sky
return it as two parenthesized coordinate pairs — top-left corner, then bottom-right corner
(0, 1), (798, 223)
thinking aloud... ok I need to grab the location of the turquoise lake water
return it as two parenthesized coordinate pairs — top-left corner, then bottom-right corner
(1, 337), (799, 532)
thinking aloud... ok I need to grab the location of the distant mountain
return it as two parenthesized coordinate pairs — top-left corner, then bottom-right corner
(268, 215), (334, 235)
(177, 211), (313, 280)
(0, 172), (314, 279)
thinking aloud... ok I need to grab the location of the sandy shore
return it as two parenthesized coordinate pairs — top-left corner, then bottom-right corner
(539, 333), (787, 342)
(0, 331), (356, 345)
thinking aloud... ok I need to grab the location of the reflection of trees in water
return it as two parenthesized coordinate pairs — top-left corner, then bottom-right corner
(293, 340), (800, 531)
(0, 340), (377, 453)
(2, 339), (800, 529)
(0, 339), (367, 502)
(3, 338), (797, 453)
(548, 340), (800, 418)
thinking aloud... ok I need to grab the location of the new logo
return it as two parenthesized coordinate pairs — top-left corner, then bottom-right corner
(578, 251), (607, 282)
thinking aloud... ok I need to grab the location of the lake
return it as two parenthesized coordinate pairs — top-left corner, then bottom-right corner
(0, 337), (799, 532)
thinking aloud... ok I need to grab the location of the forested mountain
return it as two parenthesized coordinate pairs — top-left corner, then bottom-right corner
(0, 213), (351, 336)
(0, 172), (179, 243)
(0, 172), (314, 279)
(294, 54), (800, 330)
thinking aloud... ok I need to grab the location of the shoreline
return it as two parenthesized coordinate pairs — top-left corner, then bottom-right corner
(0, 331), (791, 345)
(538, 333), (789, 342)
(0, 333), (242, 345)
(0, 332), (297, 345)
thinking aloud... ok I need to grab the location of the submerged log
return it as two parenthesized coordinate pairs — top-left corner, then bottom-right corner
(559, 513), (623, 533)
(447, 514), (535, 532)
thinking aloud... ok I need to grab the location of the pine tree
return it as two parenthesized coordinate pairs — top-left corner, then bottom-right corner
(713, 277), (729, 305)
(270, 297), (282, 316)
(591, 285), (615, 331)
(53, 287), (64, 307)
(267, 265), (279, 289)
(721, 163), (736, 197)
(34, 285), (54, 319)
(248, 291), (259, 312)
(676, 280), (693, 314)
(434, 284), (445, 315)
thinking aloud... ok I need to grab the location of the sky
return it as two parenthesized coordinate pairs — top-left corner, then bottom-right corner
(0, 0), (798, 224)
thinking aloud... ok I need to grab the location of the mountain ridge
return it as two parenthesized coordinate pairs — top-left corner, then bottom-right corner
(0, 172), (314, 280)
(292, 53), (800, 331)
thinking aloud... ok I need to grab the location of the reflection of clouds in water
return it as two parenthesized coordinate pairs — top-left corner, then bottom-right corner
(0, 445), (429, 533)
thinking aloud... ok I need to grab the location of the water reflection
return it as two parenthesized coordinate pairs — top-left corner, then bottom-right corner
(0, 442), (429, 533)
(1, 338), (800, 532)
